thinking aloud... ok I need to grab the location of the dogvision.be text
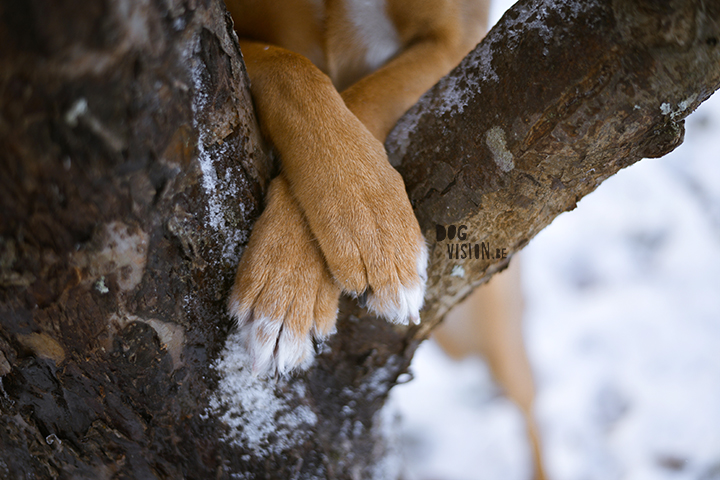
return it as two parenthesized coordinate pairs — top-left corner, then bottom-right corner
(436, 224), (508, 260)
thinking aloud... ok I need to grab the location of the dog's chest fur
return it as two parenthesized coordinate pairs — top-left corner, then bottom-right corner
(230, 0), (402, 90)
(325, 0), (401, 89)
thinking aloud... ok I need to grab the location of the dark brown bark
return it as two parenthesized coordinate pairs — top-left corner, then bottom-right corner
(0, 0), (718, 478)
(391, 0), (720, 337)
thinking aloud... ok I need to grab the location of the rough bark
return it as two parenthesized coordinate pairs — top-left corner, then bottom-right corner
(391, 0), (720, 339)
(0, 0), (718, 479)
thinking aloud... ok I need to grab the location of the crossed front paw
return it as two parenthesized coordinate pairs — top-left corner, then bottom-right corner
(228, 176), (340, 376)
(289, 139), (429, 326)
(229, 152), (428, 376)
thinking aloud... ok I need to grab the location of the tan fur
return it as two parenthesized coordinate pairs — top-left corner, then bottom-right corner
(228, 176), (340, 372)
(434, 261), (547, 480)
(228, 0), (488, 371)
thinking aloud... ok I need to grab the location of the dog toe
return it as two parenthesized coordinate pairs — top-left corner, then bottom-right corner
(365, 239), (427, 324)
(228, 175), (341, 377)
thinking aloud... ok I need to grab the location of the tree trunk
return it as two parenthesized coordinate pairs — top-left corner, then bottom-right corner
(1, 0), (718, 478)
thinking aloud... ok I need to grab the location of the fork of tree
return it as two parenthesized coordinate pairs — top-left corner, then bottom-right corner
(0, 0), (718, 478)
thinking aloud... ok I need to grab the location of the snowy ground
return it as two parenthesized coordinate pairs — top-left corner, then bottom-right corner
(389, 3), (720, 479)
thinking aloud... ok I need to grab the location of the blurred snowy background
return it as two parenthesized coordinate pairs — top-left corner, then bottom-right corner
(389, 2), (720, 479)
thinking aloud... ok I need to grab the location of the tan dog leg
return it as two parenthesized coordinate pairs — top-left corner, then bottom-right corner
(229, 41), (427, 374)
(341, 0), (489, 140)
(239, 40), (428, 322)
(229, 1), (489, 375)
(342, 38), (472, 141)
(229, 175), (340, 375)
(434, 261), (547, 480)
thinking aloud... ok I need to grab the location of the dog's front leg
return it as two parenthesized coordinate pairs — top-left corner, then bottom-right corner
(230, 41), (427, 374)
(229, 176), (340, 375)
(341, 21), (486, 142)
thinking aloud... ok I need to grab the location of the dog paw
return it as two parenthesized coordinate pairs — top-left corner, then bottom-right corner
(228, 175), (340, 376)
(361, 236), (427, 325)
(289, 135), (428, 325)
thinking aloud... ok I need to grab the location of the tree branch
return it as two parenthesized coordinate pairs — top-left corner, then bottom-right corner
(385, 0), (720, 338)
(1, 0), (718, 478)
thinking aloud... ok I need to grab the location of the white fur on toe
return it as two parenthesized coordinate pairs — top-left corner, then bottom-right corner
(229, 304), (316, 377)
(228, 296), (251, 329)
(275, 326), (314, 374)
(365, 238), (428, 325)
(246, 316), (281, 375)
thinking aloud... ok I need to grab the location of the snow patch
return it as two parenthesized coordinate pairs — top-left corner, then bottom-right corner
(661, 93), (699, 119)
(451, 265), (465, 277)
(434, 40), (499, 118)
(390, 341), (531, 480)
(678, 93), (698, 113)
(387, 106), (424, 165)
(208, 332), (318, 457)
(362, 354), (402, 402)
(371, 402), (404, 480)
(500, 0), (592, 47)
(95, 276), (109, 294)
(387, 41), (498, 162)
(65, 98), (88, 127)
(187, 37), (249, 262)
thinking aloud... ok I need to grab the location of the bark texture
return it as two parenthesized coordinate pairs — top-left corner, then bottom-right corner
(390, 0), (720, 337)
(0, 0), (718, 478)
